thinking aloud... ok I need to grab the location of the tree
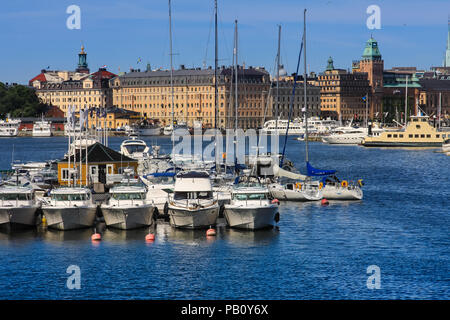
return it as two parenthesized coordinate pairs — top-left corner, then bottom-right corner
(0, 82), (50, 118)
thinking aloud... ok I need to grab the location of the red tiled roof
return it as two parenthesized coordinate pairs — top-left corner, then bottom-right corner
(29, 73), (47, 85)
(91, 69), (117, 80)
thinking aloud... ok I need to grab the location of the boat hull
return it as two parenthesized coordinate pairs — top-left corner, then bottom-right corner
(362, 141), (443, 147)
(32, 131), (52, 137)
(42, 206), (97, 230)
(169, 205), (219, 229)
(101, 205), (155, 230)
(138, 128), (161, 136)
(322, 185), (363, 200)
(322, 136), (363, 144)
(224, 205), (278, 230)
(270, 187), (322, 201)
(0, 206), (39, 227)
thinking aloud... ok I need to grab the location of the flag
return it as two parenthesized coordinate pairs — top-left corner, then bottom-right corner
(137, 57), (142, 64)
(362, 96), (367, 102)
(101, 65), (107, 68)
(80, 108), (89, 129)
(301, 107), (306, 113)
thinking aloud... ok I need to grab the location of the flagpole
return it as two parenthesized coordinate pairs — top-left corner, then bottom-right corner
(67, 106), (72, 187)
(85, 108), (88, 187)
(79, 107), (82, 187)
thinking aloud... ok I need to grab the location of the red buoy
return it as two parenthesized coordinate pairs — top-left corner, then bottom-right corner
(145, 233), (155, 241)
(321, 198), (329, 206)
(206, 228), (216, 237)
(271, 199), (280, 205)
(91, 233), (101, 241)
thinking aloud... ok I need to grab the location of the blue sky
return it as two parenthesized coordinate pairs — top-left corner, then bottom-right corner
(0, 0), (449, 84)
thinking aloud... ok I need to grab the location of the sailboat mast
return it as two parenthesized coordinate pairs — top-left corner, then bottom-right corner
(405, 75), (408, 125)
(276, 25), (281, 134)
(214, 0), (220, 172)
(303, 9), (309, 163)
(234, 19), (238, 131)
(169, 0), (175, 160)
(214, 0), (218, 130)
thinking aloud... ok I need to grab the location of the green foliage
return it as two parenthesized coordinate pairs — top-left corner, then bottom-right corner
(0, 82), (49, 118)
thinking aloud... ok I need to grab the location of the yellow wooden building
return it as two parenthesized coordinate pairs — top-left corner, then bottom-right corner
(57, 142), (138, 186)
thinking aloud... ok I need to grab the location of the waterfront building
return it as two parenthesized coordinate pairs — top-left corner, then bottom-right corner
(418, 79), (450, 121)
(30, 46), (116, 116)
(57, 142), (138, 187)
(87, 107), (141, 130)
(270, 78), (321, 120)
(352, 37), (384, 120)
(318, 57), (371, 121)
(111, 65), (270, 129)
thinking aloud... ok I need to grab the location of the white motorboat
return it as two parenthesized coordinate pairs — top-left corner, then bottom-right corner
(168, 170), (219, 229)
(224, 184), (279, 230)
(322, 123), (385, 144)
(41, 187), (97, 230)
(0, 186), (39, 228)
(321, 176), (363, 200)
(141, 172), (175, 216)
(120, 136), (150, 161)
(0, 118), (21, 137)
(32, 117), (52, 137)
(163, 122), (188, 136)
(135, 119), (161, 136)
(101, 184), (155, 229)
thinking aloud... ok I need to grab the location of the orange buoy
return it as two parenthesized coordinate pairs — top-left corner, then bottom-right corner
(271, 199), (280, 205)
(91, 233), (101, 241)
(321, 198), (329, 206)
(206, 228), (216, 237)
(145, 233), (155, 241)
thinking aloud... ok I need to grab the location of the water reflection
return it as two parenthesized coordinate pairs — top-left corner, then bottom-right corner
(42, 228), (93, 242)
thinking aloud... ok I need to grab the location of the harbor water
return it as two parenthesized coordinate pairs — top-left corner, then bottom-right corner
(0, 136), (449, 299)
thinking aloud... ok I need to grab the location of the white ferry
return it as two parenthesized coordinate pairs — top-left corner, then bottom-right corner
(0, 118), (21, 137)
(262, 117), (338, 135)
(32, 117), (52, 137)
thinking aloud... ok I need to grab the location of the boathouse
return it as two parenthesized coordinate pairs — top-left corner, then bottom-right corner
(57, 142), (138, 187)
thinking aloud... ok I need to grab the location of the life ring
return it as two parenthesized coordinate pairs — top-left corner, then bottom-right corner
(341, 180), (348, 188)
(319, 182), (323, 190)
(295, 182), (302, 190)
(357, 179), (364, 187)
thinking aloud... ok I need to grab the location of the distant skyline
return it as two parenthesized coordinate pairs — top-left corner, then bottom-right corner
(1, 0), (449, 84)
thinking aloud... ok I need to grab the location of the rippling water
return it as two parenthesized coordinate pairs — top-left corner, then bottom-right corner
(0, 136), (448, 299)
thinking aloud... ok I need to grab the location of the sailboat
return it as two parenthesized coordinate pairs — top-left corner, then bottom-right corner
(269, 10), (323, 201)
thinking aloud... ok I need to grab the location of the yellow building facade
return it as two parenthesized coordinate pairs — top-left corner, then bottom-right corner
(111, 66), (271, 129)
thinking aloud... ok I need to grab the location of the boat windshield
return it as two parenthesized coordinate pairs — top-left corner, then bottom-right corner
(125, 145), (146, 153)
(0, 193), (30, 200)
(233, 193), (267, 200)
(111, 192), (145, 200)
(174, 191), (213, 200)
(52, 193), (89, 201)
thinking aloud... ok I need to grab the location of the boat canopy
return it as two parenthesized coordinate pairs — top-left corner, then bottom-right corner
(143, 172), (176, 178)
(306, 162), (336, 177)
